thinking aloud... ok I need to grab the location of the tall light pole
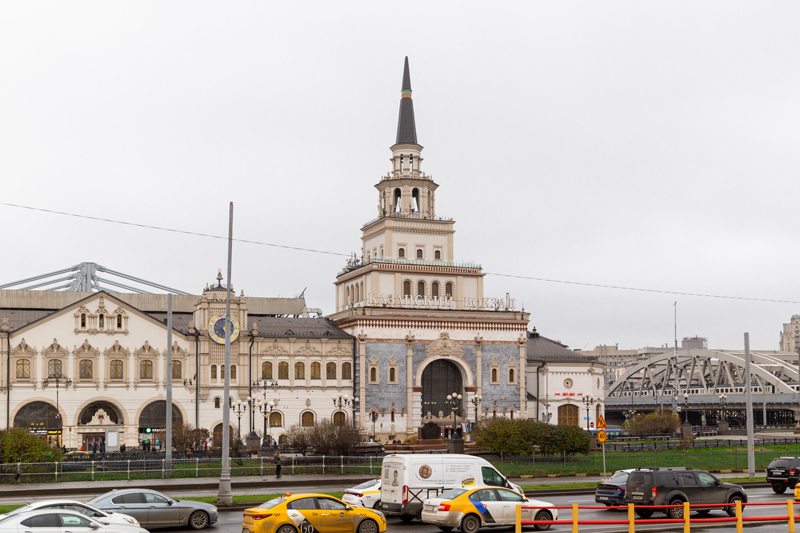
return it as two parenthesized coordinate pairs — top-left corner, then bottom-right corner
(217, 202), (234, 506)
(471, 396), (482, 428)
(719, 393), (727, 424)
(253, 377), (278, 445)
(370, 411), (379, 441)
(542, 400), (552, 423)
(447, 392), (462, 439)
(582, 395), (595, 431)
(42, 372), (71, 447)
(257, 400), (276, 447)
(231, 401), (247, 439)
(332, 392), (357, 424)
(683, 393), (689, 425)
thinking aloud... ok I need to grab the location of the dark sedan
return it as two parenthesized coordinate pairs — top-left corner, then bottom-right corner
(595, 470), (634, 506)
(89, 489), (218, 530)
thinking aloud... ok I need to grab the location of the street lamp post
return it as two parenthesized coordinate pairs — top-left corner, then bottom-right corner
(370, 411), (379, 441)
(42, 372), (72, 447)
(332, 393), (357, 425)
(470, 396), (482, 429)
(253, 377), (278, 444)
(582, 395), (595, 431)
(683, 393), (689, 425)
(257, 400), (276, 447)
(446, 392), (463, 439)
(719, 393), (728, 424)
(542, 400), (552, 423)
(231, 401), (247, 440)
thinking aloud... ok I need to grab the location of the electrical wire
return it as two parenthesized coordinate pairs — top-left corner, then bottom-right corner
(2, 200), (797, 304)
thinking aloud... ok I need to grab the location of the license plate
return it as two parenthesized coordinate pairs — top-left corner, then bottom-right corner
(633, 496), (643, 501)
(597, 497), (608, 501)
(775, 471), (785, 475)
(425, 505), (436, 511)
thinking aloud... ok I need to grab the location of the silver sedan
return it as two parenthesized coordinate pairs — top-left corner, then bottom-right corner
(89, 489), (218, 530)
(0, 509), (148, 533)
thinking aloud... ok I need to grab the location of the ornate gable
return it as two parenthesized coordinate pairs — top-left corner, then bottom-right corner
(135, 341), (159, 357)
(327, 341), (350, 356)
(43, 339), (68, 357)
(11, 339), (36, 356)
(75, 339), (100, 356)
(264, 340), (288, 355)
(295, 340), (320, 356)
(425, 332), (464, 359)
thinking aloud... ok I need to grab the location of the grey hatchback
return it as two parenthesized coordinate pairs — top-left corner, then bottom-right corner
(89, 489), (218, 530)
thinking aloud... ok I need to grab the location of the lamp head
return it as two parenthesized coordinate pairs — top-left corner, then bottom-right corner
(268, 401), (274, 407)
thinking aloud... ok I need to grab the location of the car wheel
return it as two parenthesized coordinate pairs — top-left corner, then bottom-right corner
(460, 513), (481, 533)
(188, 511), (209, 530)
(774, 485), (787, 494)
(358, 519), (379, 533)
(534, 510), (553, 531)
(373, 500), (382, 510)
(635, 509), (653, 519)
(726, 495), (744, 517)
(277, 525), (297, 533)
(668, 500), (684, 520)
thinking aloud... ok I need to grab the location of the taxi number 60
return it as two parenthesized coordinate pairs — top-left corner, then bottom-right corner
(300, 523), (317, 533)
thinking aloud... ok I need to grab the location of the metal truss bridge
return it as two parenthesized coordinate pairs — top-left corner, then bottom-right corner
(0, 262), (189, 295)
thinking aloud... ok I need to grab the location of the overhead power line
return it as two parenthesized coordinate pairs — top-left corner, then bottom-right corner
(1, 201), (797, 304)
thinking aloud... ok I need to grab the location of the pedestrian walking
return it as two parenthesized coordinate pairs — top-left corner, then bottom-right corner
(274, 450), (282, 478)
(92, 442), (97, 454)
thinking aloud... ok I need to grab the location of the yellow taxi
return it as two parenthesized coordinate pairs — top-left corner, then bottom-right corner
(421, 486), (558, 532)
(243, 493), (387, 533)
(794, 483), (800, 500)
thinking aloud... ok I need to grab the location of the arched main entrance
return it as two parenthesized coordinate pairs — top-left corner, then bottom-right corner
(14, 402), (61, 446)
(78, 401), (124, 451)
(421, 359), (463, 418)
(138, 401), (182, 448)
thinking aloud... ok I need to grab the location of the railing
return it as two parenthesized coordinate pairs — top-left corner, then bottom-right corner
(603, 437), (800, 452)
(360, 212), (454, 229)
(338, 257), (482, 276)
(515, 501), (798, 533)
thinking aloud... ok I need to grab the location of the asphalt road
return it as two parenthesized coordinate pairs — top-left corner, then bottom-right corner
(152, 486), (798, 533)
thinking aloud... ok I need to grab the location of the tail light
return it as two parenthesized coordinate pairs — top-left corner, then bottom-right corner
(249, 514), (272, 520)
(402, 485), (409, 505)
(651, 487), (657, 499)
(348, 492), (364, 498)
(791, 470), (796, 476)
(438, 503), (451, 512)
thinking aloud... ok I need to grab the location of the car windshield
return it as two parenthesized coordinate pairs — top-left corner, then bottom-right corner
(439, 489), (468, 499)
(258, 498), (286, 509)
(608, 472), (629, 483)
(352, 480), (379, 490)
(770, 459), (793, 468)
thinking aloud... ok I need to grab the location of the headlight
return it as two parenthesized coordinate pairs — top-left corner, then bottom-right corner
(124, 518), (139, 525)
(209, 507), (218, 513)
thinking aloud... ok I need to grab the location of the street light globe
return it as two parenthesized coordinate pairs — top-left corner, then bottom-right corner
(332, 395), (338, 401)
(338, 392), (343, 398)
(268, 401), (274, 408)
(447, 395), (452, 400)
(344, 394), (349, 401)
(457, 394), (462, 400)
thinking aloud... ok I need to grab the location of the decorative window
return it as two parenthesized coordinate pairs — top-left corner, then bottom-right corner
(597, 378), (600, 389)
(368, 355), (379, 384)
(333, 411), (346, 426)
(398, 248), (405, 258)
(491, 368), (498, 384)
(508, 367), (515, 384)
(230, 365), (236, 380)
(445, 282), (453, 297)
(48, 359), (62, 378)
(311, 362), (321, 380)
(301, 411), (315, 427)
(110, 360), (124, 380)
(80, 314), (87, 328)
(416, 249), (423, 259)
(507, 358), (517, 384)
(262, 361), (273, 379)
(279, 362), (289, 379)
(435, 250), (441, 260)
(16, 360), (30, 379)
(98, 315), (105, 329)
(140, 360), (153, 380)
(326, 362), (336, 380)
(214, 397), (221, 408)
(417, 281), (425, 296)
(432, 282), (440, 297)
(221, 365), (225, 379)
(403, 281), (411, 296)
(389, 367), (396, 383)
(295, 362), (305, 380)
(173, 361), (182, 380)
(390, 410), (396, 422)
(269, 411), (282, 427)
(342, 362), (352, 380)
(510, 409), (515, 420)
(211, 365), (217, 380)
(117, 315), (123, 329)
(79, 359), (93, 379)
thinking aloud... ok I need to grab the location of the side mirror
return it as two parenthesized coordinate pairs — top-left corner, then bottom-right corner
(167, 501), (174, 506)
(714, 479), (721, 486)
(90, 524), (101, 530)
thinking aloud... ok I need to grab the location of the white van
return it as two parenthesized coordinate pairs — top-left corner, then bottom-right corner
(379, 454), (523, 521)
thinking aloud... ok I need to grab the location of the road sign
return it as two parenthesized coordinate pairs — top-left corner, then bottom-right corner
(597, 429), (607, 444)
(597, 414), (607, 429)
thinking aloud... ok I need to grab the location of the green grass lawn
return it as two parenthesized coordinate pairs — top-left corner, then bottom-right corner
(0, 505), (21, 513)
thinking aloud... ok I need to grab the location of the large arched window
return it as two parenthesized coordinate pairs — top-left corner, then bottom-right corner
(262, 361), (273, 380)
(79, 360), (93, 379)
(445, 282), (453, 297)
(15, 402), (60, 432)
(139, 401), (182, 429)
(269, 411), (282, 428)
(172, 361), (182, 380)
(417, 281), (425, 296)
(403, 281), (411, 296)
(295, 362), (305, 380)
(110, 360), (124, 380)
(230, 365), (237, 380)
(342, 362), (352, 380)
(558, 404), (579, 427)
(326, 362), (336, 380)
(16, 360), (30, 379)
(333, 411), (346, 426)
(279, 362), (289, 379)
(48, 359), (62, 378)
(79, 402), (123, 425)
(432, 282), (439, 297)
(301, 411), (315, 427)
(140, 360), (153, 379)
(421, 359), (463, 418)
(310, 362), (321, 380)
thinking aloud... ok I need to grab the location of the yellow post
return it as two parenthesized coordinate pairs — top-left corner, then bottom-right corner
(683, 502), (690, 533)
(515, 504), (522, 533)
(628, 503), (635, 533)
(735, 500), (743, 533)
(572, 503), (579, 533)
(788, 499), (795, 533)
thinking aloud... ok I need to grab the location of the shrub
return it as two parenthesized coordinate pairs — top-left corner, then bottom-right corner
(0, 428), (62, 463)
(474, 419), (590, 455)
(285, 421), (365, 456)
(629, 411), (680, 436)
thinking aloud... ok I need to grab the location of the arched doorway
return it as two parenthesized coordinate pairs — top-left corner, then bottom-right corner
(421, 359), (463, 419)
(139, 401), (182, 449)
(558, 404), (579, 426)
(212, 423), (238, 449)
(14, 402), (61, 446)
(78, 401), (124, 451)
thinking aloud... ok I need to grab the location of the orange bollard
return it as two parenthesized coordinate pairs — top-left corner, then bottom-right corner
(628, 503), (635, 533)
(683, 501), (690, 533)
(789, 499), (795, 533)
(572, 503), (579, 533)
(735, 500), (743, 533)
(515, 504), (521, 533)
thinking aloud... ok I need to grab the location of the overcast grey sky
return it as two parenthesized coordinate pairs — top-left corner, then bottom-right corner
(1, 2), (798, 351)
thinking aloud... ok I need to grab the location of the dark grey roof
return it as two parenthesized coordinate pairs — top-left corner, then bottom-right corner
(526, 329), (594, 363)
(147, 312), (194, 335)
(1, 309), (56, 332)
(250, 316), (352, 339)
(395, 57), (418, 145)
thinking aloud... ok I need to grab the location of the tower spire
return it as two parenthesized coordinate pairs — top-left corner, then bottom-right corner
(395, 56), (418, 145)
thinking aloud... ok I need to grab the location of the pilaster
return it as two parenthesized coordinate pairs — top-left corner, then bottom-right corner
(405, 332), (415, 436)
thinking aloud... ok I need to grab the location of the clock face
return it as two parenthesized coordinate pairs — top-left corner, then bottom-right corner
(208, 313), (240, 344)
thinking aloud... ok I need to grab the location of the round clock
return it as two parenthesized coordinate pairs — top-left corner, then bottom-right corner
(208, 313), (240, 344)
